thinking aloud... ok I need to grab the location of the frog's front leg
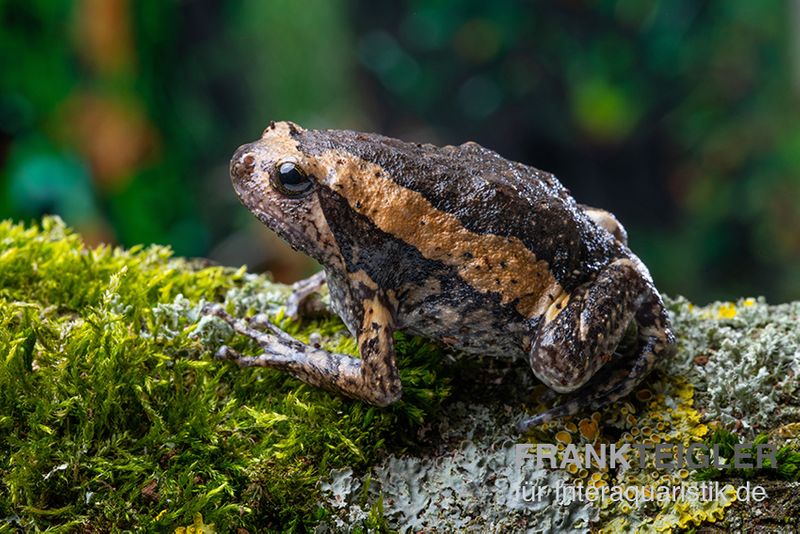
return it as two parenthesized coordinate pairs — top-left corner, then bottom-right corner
(207, 291), (402, 406)
(518, 258), (674, 432)
(285, 270), (327, 319)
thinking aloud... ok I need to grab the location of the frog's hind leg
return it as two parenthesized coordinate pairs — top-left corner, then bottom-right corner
(580, 205), (628, 245)
(518, 327), (667, 433)
(518, 259), (674, 432)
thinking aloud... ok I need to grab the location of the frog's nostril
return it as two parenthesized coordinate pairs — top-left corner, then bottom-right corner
(230, 144), (256, 183)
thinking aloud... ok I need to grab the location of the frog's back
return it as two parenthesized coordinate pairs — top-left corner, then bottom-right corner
(300, 127), (620, 295)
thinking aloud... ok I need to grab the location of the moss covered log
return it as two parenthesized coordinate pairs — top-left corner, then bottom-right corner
(1, 218), (799, 532)
(0, 218), (451, 532)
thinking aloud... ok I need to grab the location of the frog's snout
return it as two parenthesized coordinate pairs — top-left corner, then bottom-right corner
(230, 143), (257, 187)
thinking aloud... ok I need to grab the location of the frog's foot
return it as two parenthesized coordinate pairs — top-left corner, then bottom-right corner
(204, 294), (403, 407)
(520, 259), (675, 433)
(517, 336), (663, 432)
(285, 271), (329, 319)
(522, 327), (640, 424)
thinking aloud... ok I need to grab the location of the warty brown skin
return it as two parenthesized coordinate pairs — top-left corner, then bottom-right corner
(219, 121), (676, 430)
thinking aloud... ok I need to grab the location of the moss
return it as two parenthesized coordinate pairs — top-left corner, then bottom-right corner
(695, 429), (800, 482)
(0, 217), (452, 532)
(3, 217), (800, 532)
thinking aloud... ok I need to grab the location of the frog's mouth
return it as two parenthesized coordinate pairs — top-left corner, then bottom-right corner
(248, 206), (314, 256)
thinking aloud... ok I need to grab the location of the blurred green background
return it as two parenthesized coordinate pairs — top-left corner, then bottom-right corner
(2, 0), (800, 303)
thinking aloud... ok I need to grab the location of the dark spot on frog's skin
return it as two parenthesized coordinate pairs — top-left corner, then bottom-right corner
(374, 171), (381, 177)
(500, 260), (508, 269)
(361, 335), (379, 353)
(420, 220), (426, 226)
(511, 279), (518, 285)
(495, 278), (501, 285)
(243, 155), (255, 166)
(287, 123), (300, 135)
(462, 251), (473, 259)
(355, 201), (362, 209)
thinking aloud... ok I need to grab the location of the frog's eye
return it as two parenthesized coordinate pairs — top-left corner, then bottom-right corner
(272, 161), (314, 197)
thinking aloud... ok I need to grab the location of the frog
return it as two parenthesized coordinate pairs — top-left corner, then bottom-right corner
(212, 120), (675, 432)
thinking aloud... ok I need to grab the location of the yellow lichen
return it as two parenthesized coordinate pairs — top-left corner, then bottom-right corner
(579, 418), (599, 441)
(555, 430), (573, 445)
(566, 463), (579, 475)
(174, 513), (216, 534)
(530, 375), (732, 533)
(717, 302), (737, 319)
(772, 422), (800, 438)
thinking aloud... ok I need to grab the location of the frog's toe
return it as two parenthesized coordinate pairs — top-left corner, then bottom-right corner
(535, 387), (561, 405)
(517, 402), (583, 433)
(517, 385), (617, 433)
(215, 345), (241, 361)
(286, 271), (329, 319)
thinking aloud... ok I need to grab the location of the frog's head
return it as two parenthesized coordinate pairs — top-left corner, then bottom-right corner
(230, 120), (344, 267)
(231, 120), (439, 276)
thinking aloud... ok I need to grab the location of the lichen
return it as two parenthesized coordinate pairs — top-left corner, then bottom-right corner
(320, 402), (595, 532)
(531, 375), (736, 533)
(316, 299), (800, 532)
(666, 296), (800, 433)
(2, 217), (799, 532)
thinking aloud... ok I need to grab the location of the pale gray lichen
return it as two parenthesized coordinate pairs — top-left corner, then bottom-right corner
(317, 296), (800, 532)
(665, 296), (800, 433)
(318, 468), (372, 530)
(223, 272), (293, 316)
(146, 272), (290, 345)
(320, 402), (595, 532)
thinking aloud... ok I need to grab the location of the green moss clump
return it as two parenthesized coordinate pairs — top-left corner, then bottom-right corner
(0, 217), (452, 532)
(695, 429), (800, 482)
